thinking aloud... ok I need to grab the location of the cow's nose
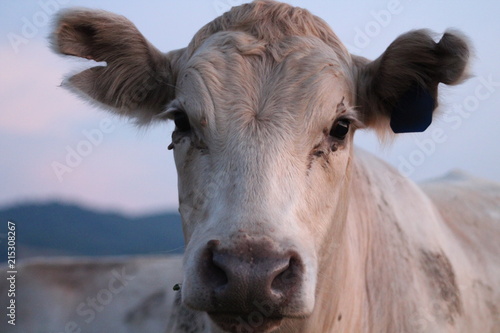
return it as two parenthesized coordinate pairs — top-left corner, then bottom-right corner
(198, 239), (304, 314)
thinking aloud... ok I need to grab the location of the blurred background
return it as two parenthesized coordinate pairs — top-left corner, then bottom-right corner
(1, 0), (499, 260)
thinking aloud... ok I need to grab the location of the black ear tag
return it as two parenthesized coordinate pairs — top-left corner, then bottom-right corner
(390, 84), (435, 133)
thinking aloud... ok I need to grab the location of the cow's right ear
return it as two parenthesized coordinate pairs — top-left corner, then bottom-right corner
(52, 8), (180, 124)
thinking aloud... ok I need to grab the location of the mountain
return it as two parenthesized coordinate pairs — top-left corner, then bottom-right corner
(0, 202), (184, 262)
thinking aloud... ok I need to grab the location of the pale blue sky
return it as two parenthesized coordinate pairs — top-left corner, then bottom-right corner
(1, 0), (499, 215)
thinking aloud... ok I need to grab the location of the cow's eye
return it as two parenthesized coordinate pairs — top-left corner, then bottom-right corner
(174, 112), (191, 132)
(330, 119), (350, 140)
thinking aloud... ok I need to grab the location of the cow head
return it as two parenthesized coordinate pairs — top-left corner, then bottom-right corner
(53, 1), (469, 332)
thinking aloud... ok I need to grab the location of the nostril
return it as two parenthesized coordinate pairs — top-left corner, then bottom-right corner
(200, 241), (228, 288)
(271, 254), (302, 295)
(209, 252), (229, 287)
(270, 258), (291, 282)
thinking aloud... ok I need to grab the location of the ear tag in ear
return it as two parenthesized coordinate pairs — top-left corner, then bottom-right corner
(390, 84), (435, 133)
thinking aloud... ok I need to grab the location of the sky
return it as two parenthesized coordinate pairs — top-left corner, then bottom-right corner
(1, 0), (499, 216)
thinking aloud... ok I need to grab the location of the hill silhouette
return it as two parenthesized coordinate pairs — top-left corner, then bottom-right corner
(0, 202), (184, 262)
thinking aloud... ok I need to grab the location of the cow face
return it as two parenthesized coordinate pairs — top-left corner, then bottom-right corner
(170, 32), (355, 330)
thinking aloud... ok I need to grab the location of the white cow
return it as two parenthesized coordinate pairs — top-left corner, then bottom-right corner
(10, 1), (499, 332)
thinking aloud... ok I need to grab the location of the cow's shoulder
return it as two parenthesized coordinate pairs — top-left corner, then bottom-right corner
(419, 170), (500, 272)
(351, 150), (500, 331)
(420, 171), (500, 330)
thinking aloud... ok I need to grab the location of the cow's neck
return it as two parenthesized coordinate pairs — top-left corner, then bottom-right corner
(302, 150), (425, 333)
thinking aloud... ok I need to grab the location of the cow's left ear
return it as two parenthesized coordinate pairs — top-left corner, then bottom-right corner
(353, 29), (470, 134)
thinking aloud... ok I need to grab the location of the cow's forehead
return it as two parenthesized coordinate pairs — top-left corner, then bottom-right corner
(174, 31), (355, 146)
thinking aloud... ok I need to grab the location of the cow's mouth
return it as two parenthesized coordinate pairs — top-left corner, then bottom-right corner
(209, 312), (284, 333)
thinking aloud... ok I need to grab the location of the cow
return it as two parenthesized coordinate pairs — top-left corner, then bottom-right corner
(0, 256), (186, 333)
(42, 1), (500, 332)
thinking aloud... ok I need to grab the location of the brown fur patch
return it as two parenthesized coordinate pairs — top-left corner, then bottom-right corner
(420, 249), (463, 324)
